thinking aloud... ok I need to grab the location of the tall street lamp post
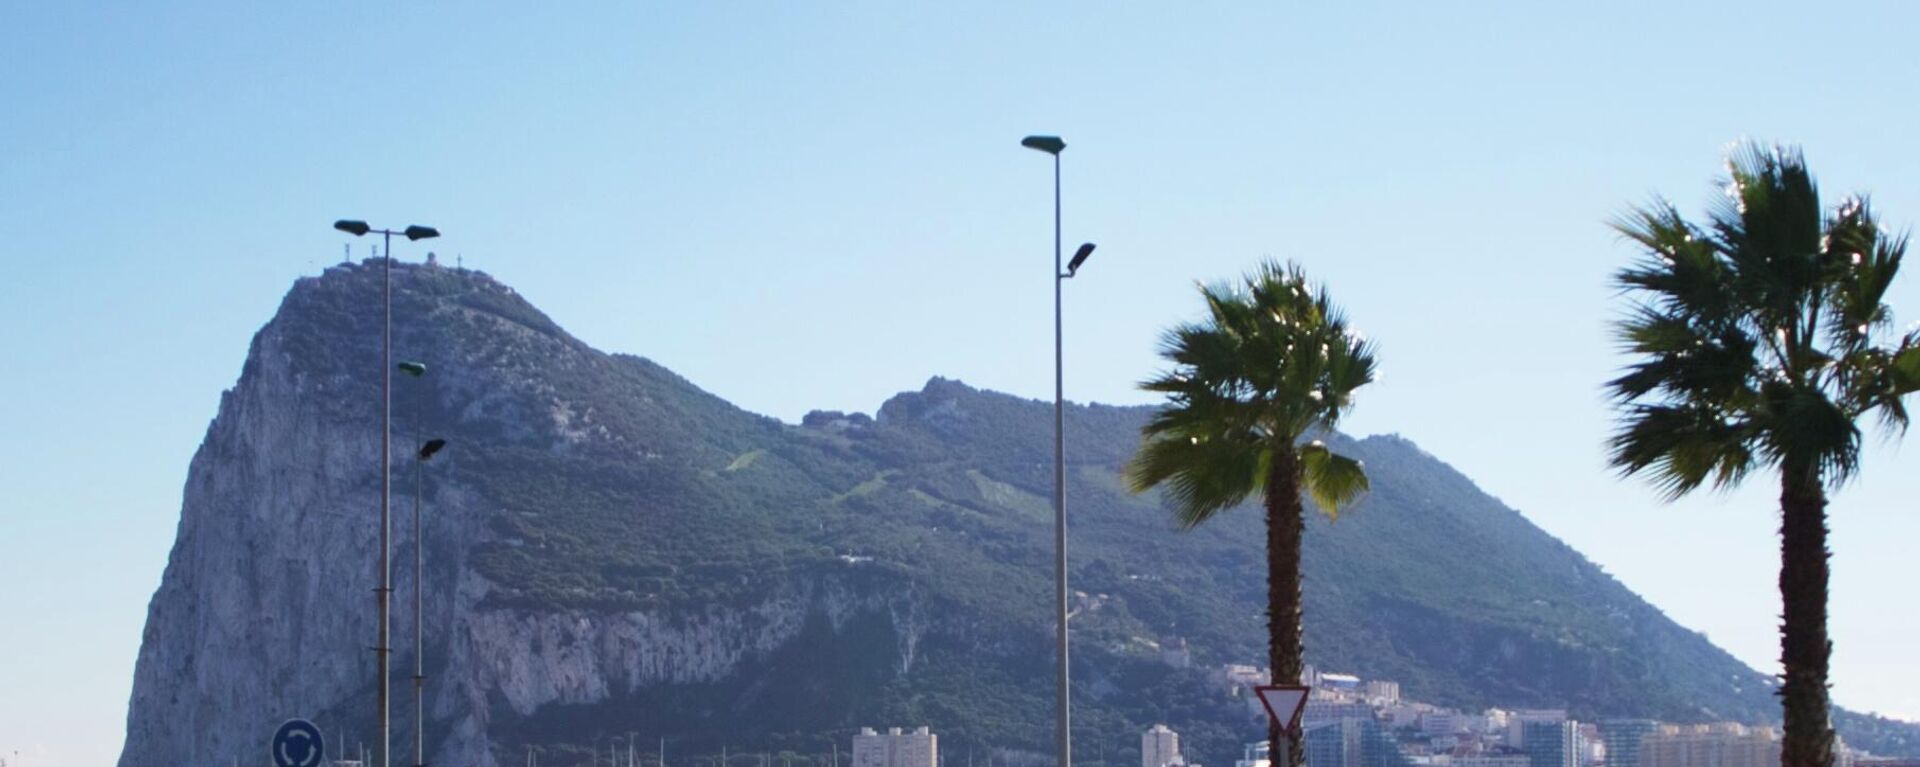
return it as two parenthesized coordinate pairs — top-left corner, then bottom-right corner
(400, 359), (444, 767)
(408, 367), (446, 767)
(1020, 135), (1095, 767)
(411, 433), (445, 767)
(397, 360), (427, 767)
(333, 219), (440, 767)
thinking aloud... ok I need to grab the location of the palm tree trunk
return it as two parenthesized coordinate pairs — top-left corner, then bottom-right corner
(1265, 447), (1306, 767)
(1778, 462), (1835, 767)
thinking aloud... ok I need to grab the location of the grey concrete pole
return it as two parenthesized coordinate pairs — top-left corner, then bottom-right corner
(1050, 150), (1071, 767)
(379, 229), (394, 767)
(413, 423), (425, 767)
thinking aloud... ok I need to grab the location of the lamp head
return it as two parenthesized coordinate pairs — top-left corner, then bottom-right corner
(1067, 242), (1096, 276)
(334, 219), (371, 237)
(397, 361), (427, 377)
(418, 438), (447, 461)
(1020, 135), (1065, 155)
(404, 225), (440, 241)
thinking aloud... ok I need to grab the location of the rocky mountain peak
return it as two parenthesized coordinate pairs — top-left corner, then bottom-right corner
(118, 268), (1919, 767)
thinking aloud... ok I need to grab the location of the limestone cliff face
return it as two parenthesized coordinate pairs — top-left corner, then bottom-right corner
(117, 261), (934, 767)
(120, 263), (392, 767)
(435, 578), (928, 767)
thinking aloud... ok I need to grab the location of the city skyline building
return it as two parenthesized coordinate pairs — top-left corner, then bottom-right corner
(1523, 720), (1583, 767)
(1364, 681), (1401, 706)
(1305, 701), (1378, 728)
(853, 728), (938, 767)
(1598, 720), (1658, 767)
(1306, 720), (1365, 767)
(1143, 724), (1184, 767)
(1507, 711), (1570, 749)
(1639, 723), (1778, 767)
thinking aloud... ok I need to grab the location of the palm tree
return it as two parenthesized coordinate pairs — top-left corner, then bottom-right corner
(1126, 260), (1377, 767)
(1607, 143), (1920, 767)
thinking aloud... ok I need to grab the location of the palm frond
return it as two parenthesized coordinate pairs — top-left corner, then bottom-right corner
(1607, 403), (1756, 499)
(1607, 305), (1759, 405)
(1821, 208), (1904, 355)
(1610, 200), (1734, 321)
(1873, 335), (1920, 431)
(1835, 334), (1920, 435)
(1894, 337), (1920, 391)
(1299, 441), (1369, 520)
(1717, 145), (1829, 356)
(1125, 430), (1266, 529)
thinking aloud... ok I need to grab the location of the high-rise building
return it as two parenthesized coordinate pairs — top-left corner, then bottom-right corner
(1598, 720), (1657, 767)
(1358, 718), (1420, 767)
(1506, 711), (1569, 749)
(1303, 715), (1418, 767)
(1639, 724), (1780, 767)
(1579, 724), (1606, 767)
(1306, 719), (1365, 767)
(853, 727), (938, 767)
(1523, 720), (1582, 767)
(1144, 724), (1184, 767)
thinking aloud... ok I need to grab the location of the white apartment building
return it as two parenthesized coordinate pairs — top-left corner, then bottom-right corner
(1421, 712), (1462, 736)
(1217, 664), (1270, 690)
(1365, 680), (1403, 705)
(1162, 638), (1193, 669)
(1386, 702), (1435, 729)
(1320, 673), (1363, 695)
(1303, 700), (1377, 727)
(1144, 724), (1185, 767)
(853, 727), (938, 767)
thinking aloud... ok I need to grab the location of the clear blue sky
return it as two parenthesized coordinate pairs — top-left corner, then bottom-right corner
(4, 2), (1918, 765)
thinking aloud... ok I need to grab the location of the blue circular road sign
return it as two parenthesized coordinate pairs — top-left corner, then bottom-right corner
(271, 719), (325, 767)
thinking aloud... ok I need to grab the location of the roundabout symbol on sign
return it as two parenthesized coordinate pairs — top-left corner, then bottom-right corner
(271, 719), (325, 767)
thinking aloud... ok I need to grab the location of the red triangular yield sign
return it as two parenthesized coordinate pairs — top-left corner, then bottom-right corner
(1255, 685), (1311, 733)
